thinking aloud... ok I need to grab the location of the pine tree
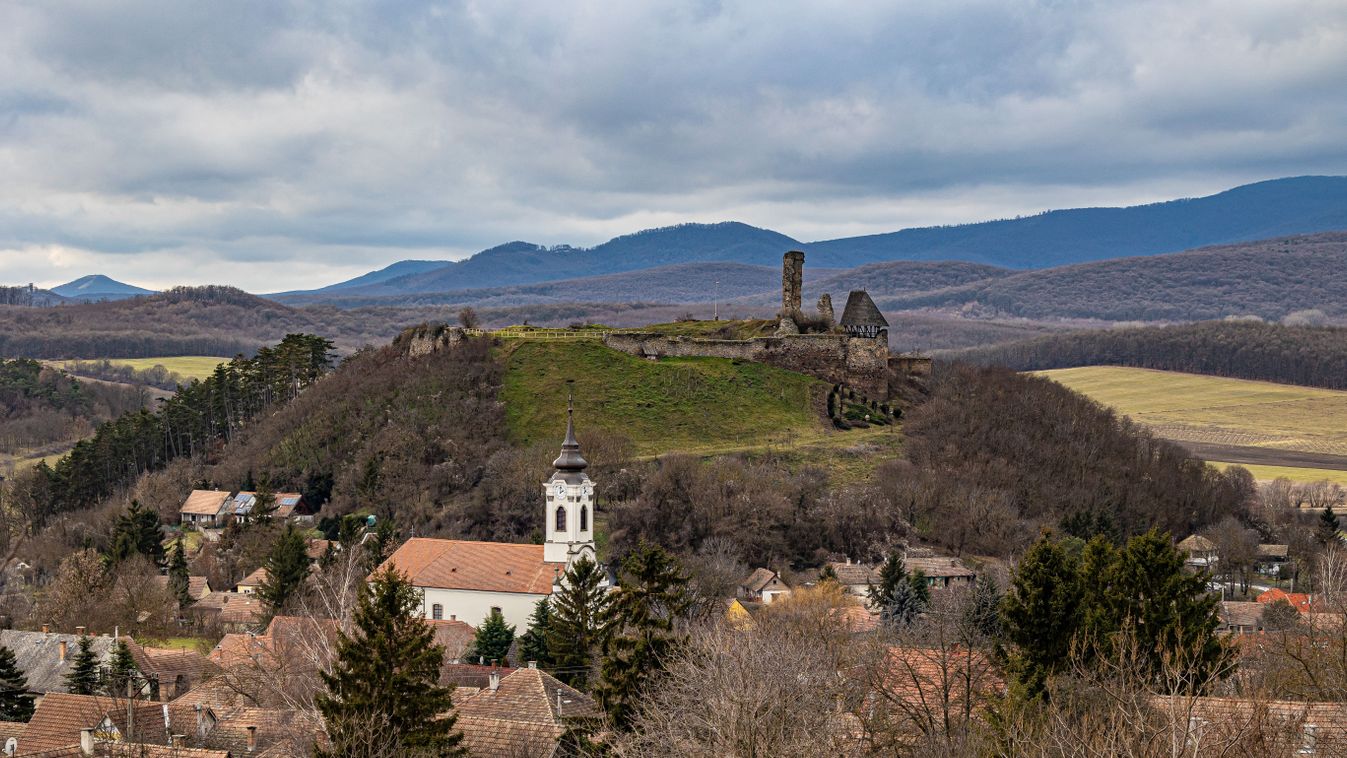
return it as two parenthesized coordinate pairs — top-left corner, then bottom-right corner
(867, 552), (910, 610)
(518, 598), (553, 667)
(104, 639), (140, 697)
(596, 542), (692, 730)
(868, 552), (928, 625)
(818, 564), (839, 583)
(1319, 505), (1342, 545)
(168, 536), (192, 608)
(470, 610), (516, 665)
(1001, 532), (1083, 700)
(546, 556), (611, 690)
(258, 523), (311, 614)
(316, 567), (464, 757)
(1090, 529), (1231, 686)
(107, 500), (165, 567)
(63, 636), (101, 695)
(0, 644), (35, 722)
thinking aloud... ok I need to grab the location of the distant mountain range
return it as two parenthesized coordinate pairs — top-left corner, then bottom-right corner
(274, 175), (1347, 303)
(51, 274), (154, 301)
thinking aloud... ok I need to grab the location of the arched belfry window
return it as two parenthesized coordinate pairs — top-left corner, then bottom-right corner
(580, 506), (589, 532)
(555, 506), (567, 531)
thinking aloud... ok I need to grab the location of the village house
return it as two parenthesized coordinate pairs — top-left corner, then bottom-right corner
(905, 554), (977, 589)
(178, 490), (232, 528)
(149, 575), (212, 602)
(1257, 543), (1290, 575)
(378, 400), (602, 630)
(453, 665), (601, 757)
(737, 568), (792, 604)
(1177, 534), (1218, 567)
(1219, 601), (1266, 634)
(0, 628), (116, 702)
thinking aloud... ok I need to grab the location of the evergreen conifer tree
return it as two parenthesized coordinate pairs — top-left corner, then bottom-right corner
(546, 556), (611, 690)
(258, 523), (311, 614)
(867, 552), (909, 610)
(1089, 530), (1231, 685)
(818, 564), (839, 583)
(108, 500), (165, 567)
(518, 598), (553, 667)
(596, 541), (692, 730)
(316, 568), (464, 757)
(0, 644), (35, 722)
(470, 610), (515, 665)
(104, 639), (140, 697)
(964, 575), (1003, 640)
(63, 636), (101, 695)
(1319, 505), (1342, 545)
(1001, 533), (1083, 700)
(168, 536), (192, 608)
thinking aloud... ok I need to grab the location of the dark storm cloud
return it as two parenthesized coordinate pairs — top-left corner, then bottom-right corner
(0, 0), (1344, 290)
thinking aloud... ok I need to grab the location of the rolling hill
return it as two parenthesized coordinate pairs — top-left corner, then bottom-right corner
(870, 232), (1347, 322)
(279, 176), (1347, 300)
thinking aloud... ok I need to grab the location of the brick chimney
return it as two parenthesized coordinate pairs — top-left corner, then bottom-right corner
(75, 626), (85, 636)
(246, 725), (257, 752)
(59, 640), (67, 662)
(41, 624), (49, 634)
(488, 671), (501, 692)
(79, 728), (94, 755)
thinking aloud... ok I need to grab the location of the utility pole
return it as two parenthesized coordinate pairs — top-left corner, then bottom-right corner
(714, 280), (719, 321)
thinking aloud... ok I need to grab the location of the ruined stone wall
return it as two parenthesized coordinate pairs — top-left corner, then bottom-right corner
(890, 354), (933, 376)
(397, 324), (465, 357)
(603, 332), (892, 399)
(781, 250), (804, 316)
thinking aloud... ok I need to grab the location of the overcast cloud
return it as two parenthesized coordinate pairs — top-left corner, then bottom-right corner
(1, 0), (1345, 291)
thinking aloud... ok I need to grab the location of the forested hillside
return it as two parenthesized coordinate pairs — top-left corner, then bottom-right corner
(949, 321), (1347, 389)
(874, 232), (1347, 322)
(0, 359), (148, 471)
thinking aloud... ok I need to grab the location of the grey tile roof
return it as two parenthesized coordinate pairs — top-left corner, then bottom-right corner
(0, 631), (115, 695)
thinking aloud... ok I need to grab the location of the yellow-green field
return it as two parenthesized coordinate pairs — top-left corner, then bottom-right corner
(70, 356), (228, 381)
(1037, 366), (1347, 483)
(1209, 462), (1347, 486)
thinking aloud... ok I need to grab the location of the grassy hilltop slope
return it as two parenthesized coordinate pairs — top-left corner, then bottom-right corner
(500, 340), (831, 456)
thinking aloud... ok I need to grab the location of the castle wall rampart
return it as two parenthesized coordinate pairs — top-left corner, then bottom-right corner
(602, 332), (890, 399)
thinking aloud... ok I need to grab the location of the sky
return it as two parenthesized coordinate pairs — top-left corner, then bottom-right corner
(1, 0), (1345, 293)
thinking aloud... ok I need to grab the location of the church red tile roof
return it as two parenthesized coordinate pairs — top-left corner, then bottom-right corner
(377, 538), (564, 595)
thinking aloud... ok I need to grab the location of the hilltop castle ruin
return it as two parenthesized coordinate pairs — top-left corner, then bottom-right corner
(604, 250), (925, 400)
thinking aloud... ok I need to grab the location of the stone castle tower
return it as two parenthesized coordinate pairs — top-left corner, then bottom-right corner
(543, 396), (597, 566)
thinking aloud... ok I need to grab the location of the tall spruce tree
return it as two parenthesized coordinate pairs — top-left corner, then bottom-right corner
(167, 536), (192, 608)
(868, 552), (929, 625)
(63, 636), (101, 695)
(316, 567), (464, 757)
(546, 556), (611, 690)
(470, 610), (515, 665)
(964, 575), (1003, 641)
(1319, 505), (1342, 545)
(251, 483), (277, 523)
(1090, 530), (1232, 685)
(518, 598), (553, 667)
(108, 500), (165, 567)
(258, 523), (311, 614)
(1001, 532), (1083, 700)
(0, 644), (35, 722)
(104, 639), (140, 697)
(596, 541), (692, 730)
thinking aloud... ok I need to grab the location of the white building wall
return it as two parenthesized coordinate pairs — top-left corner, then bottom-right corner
(417, 586), (550, 633)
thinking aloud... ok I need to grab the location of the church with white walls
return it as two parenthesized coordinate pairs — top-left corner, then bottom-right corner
(377, 399), (600, 630)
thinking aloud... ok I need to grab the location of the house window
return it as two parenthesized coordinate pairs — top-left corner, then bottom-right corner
(580, 506), (588, 532)
(556, 506), (566, 531)
(431, 604), (443, 620)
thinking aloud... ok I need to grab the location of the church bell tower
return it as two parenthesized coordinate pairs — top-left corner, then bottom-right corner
(543, 395), (597, 566)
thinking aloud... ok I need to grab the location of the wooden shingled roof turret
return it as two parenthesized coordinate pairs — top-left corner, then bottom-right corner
(839, 290), (888, 328)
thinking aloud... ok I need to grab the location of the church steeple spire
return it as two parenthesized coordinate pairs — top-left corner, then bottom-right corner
(552, 391), (588, 472)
